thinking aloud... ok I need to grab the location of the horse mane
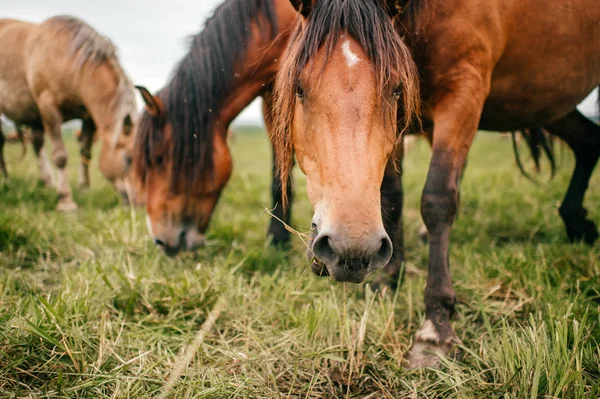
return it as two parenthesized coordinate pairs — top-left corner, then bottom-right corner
(398, 0), (430, 36)
(48, 15), (118, 66)
(273, 0), (421, 202)
(134, 0), (278, 191)
(47, 15), (137, 143)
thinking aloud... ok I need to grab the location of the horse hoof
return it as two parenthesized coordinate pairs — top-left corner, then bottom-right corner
(407, 320), (458, 369)
(56, 200), (78, 212)
(568, 220), (599, 246)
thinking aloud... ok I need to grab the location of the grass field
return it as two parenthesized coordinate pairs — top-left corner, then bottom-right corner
(1, 128), (599, 398)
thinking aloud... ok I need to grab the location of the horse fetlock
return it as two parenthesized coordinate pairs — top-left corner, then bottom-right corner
(425, 281), (456, 308)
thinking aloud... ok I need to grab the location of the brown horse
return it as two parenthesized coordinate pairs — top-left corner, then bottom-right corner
(274, 0), (600, 368)
(0, 16), (137, 210)
(133, 0), (299, 255)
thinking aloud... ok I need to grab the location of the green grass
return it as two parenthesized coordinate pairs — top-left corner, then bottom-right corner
(0, 129), (599, 398)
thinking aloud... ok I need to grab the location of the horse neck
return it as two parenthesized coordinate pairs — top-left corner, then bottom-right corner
(80, 61), (131, 140)
(215, 0), (298, 131)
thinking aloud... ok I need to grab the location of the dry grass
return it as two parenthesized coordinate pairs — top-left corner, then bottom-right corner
(0, 128), (599, 398)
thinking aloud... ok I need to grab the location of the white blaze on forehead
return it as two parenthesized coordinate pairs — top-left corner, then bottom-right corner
(342, 40), (361, 68)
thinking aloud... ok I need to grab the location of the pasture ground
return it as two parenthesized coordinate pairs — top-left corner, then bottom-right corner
(0, 128), (599, 398)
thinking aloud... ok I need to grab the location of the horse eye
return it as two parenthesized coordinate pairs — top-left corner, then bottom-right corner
(154, 155), (164, 165)
(393, 85), (402, 99)
(296, 85), (306, 101)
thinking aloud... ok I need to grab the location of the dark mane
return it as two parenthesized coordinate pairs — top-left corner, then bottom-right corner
(135, 0), (277, 190)
(273, 0), (420, 201)
(398, 0), (430, 36)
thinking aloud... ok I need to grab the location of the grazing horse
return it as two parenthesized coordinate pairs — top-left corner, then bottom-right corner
(273, 0), (600, 368)
(0, 16), (137, 210)
(133, 0), (299, 255)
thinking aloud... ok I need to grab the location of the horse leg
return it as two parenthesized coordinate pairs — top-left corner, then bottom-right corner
(544, 110), (599, 244)
(408, 75), (486, 369)
(372, 158), (405, 291)
(263, 95), (293, 246)
(78, 118), (95, 188)
(37, 92), (77, 211)
(31, 124), (54, 187)
(0, 125), (7, 178)
(268, 146), (294, 246)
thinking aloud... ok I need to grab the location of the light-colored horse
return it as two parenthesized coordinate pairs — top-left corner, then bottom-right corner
(0, 16), (137, 210)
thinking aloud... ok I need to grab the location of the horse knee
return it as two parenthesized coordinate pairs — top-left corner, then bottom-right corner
(53, 152), (67, 168)
(421, 190), (458, 234)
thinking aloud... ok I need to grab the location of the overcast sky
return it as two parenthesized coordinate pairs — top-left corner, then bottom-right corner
(3, 0), (599, 125)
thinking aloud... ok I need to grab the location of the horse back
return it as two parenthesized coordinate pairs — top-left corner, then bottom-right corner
(418, 0), (600, 129)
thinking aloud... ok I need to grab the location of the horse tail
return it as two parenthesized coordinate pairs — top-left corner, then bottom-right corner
(511, 128), (556, 183)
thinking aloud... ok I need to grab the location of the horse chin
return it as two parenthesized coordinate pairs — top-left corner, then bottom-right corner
(185, 230), (207, 252)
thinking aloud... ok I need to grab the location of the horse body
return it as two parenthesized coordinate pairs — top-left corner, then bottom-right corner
(275, 0), (599, 369)
(134, 0), (298, 254)
(0, 20), (40, 124)
(0, 16), (137, 209)
(414, 0), (600, 131)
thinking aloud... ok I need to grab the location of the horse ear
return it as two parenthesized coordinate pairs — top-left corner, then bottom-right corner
(289, 0), (313, 18)
(135, 85), (163, 119)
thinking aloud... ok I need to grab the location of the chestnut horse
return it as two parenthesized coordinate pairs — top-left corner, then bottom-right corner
(132, 0), (550, 256)
(0, 16), (137, 210)
(133, 0), (299, 255)
(273, 0), (600, 368)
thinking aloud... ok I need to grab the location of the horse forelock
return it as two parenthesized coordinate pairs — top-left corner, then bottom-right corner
(273, 0), (421, 203)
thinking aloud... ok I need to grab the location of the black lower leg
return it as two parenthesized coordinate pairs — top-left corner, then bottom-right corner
(267, 148), (294, 246)
(420, 151), (460, 336)
(376, 161), (405, 291)
(0, 130), (7, 177)
(546, 111), (599, 245)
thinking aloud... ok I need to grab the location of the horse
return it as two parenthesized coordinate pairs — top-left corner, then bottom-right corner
(0, 16), (138, 210)
(132, 0), (552, 256)
(133, 0), (299, 255)
(273, 0), (600, 368)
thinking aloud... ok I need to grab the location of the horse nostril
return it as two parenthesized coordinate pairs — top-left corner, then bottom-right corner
(154, 239), (165, 248)
(312, 234), (339, 265)
(370, 235), (393, 270)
